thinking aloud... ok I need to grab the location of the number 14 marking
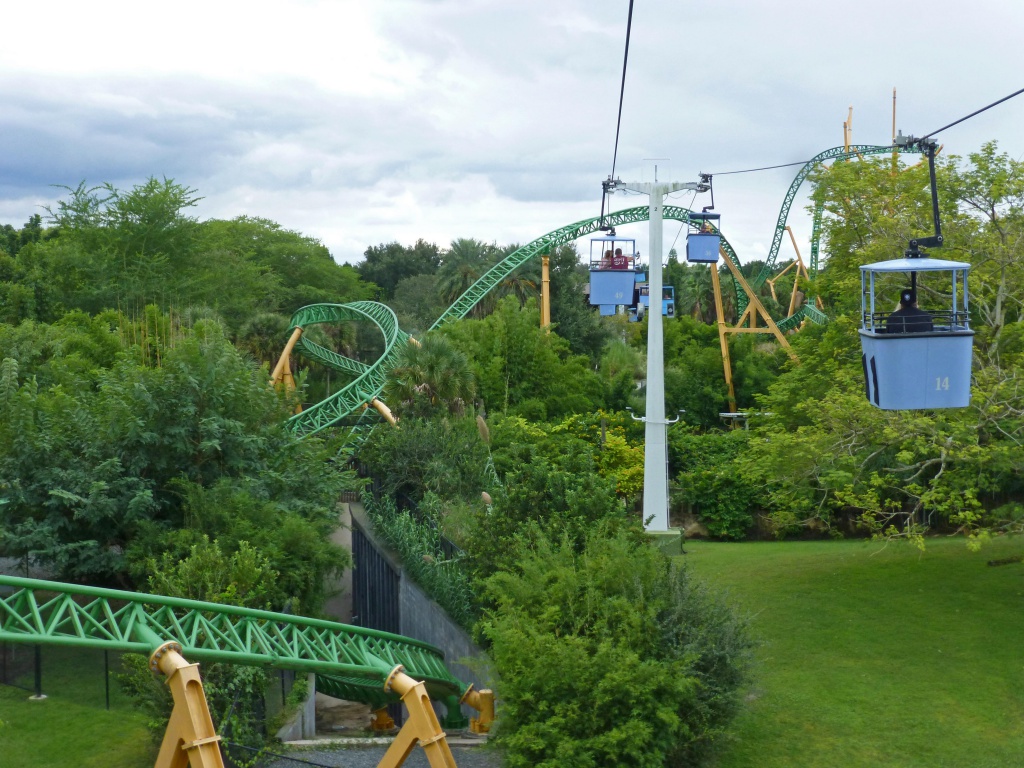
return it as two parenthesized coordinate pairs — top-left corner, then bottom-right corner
(935, 377), (950, 391)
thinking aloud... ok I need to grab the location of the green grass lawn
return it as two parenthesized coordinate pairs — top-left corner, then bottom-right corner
(0, 645), (153, 767)
(681, 537), (1024, 768)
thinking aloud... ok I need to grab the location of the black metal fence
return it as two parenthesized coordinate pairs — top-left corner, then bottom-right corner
(350, 526), (400, 635)
(0, 640), (35, 694)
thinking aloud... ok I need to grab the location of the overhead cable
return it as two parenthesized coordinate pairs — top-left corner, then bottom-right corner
(599, 0), (635, 226)
(708, 85), (1024, 177)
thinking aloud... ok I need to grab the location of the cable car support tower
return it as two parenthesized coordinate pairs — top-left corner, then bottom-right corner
(606, 170), (706, 531)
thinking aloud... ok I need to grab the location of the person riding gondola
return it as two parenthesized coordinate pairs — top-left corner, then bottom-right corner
(885, 289), (933, 334)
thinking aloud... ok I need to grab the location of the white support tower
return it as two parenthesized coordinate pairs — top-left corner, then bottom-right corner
(614, 174), (697, 531)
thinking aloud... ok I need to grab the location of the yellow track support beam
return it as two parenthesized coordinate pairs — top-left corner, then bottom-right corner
(271, 326), (304, 414)
(378, 665), (457, 768)
(709, 264), (737, 413)
(710, 249), (800, 416)
(371, 398), (398, 427)
(149, 641), (225, 768)
(460, 684), (495, 734)
(540, 254), (551, 332)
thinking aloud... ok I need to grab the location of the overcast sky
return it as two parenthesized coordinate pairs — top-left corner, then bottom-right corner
(2, 0), (1022, 269)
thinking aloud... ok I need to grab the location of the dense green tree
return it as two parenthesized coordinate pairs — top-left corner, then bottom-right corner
(437, 238), (500, 316)
(442, 296), (605, 418)
(196, 216), (371, 325)
(357, 239), (441, 300)
(481, 527), (752, 767)
(0, 313), (352, 594)
(391, 272), (446, 332)
(359, 414), (491, 503)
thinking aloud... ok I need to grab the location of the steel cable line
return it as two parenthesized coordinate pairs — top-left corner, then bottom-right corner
(599, 0), (635, 228)
(708, 86), (1024, 177)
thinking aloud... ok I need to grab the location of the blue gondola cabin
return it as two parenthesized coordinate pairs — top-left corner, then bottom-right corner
(687, 212), (721, 264)
(858, 257), (973, 409)
(589, 235), (639, 306)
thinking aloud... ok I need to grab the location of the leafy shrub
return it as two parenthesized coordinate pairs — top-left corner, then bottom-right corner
(481, 527), (753, 767)
(359, 415), (491, 503)
(466, 449), (636, 577)
(672, 429), (759, 540)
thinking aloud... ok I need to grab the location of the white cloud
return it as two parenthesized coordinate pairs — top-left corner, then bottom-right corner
(1, 0), (1022, 270)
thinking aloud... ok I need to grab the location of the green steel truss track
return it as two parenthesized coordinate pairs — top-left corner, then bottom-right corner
(0, 575), (466, 712)
(431, 205), (740, 329)
(749, 144), (925, 306)
(286, 301), (408, 437)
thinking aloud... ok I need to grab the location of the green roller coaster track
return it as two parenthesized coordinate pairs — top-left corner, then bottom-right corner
(288, 205), (730, 437)
(0, 574), (470, 721)
(750, 143), (924, 295)
(283, 144), (925, 437)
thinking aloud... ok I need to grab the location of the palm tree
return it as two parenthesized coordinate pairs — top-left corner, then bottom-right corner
(493, 243), (539, 308)
(437, 238), (499, 317)
(385, 334), (476, 418)
(236, 312), (291, 366)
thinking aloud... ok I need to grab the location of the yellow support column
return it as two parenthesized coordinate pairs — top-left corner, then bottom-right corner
(460, 684), (495, 734)
(149, 642), (225, 768)
(709, 264), (737, 413)
(371, 398), (398, 427)
(271, 326), (304, 414)
(540, 255), (551, 332)
(377, 665), (458, 768)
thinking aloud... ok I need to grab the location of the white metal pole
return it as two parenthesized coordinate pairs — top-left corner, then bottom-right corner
(617, 178), (691, 532)
(643, 183), (669, 531)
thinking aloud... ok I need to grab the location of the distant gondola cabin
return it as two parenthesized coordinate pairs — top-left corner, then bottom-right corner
(687, 212), (721, 264)
(859, 257), (973, 409)
(589, 235), (639, 306)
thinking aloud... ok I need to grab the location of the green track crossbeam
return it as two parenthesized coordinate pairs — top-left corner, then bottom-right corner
(0, 575), (467, 709)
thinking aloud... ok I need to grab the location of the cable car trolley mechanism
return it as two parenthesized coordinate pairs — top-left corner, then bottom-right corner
(858, 133), (973, 410)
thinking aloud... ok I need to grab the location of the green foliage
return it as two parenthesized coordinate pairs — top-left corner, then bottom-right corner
(2, 185), (371, 331)
(672, 429), (759, 539)
(358, 239), (441, 300)
(145, 535), (281, 608)
(0, 312), (353, 598)
(358, 414), (491, 503)
(480, 528), (753, 767)
(198, 216), (371, 325)
(442, 296), (605, 417)
(384, 333), (476, 418)
(469, 425), (637, 576)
